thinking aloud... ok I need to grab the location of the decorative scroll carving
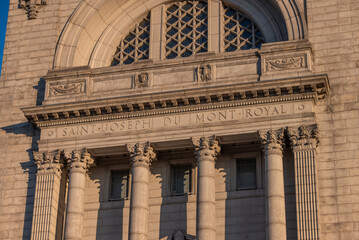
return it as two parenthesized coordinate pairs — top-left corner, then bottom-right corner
(192, 136), (221, 160)
(19, 0), (47, 20)
(64, 148), (95, 173)
(126, 142), (156, 168)
(134, 72), (150, 88)
(195, 64), (213, 82)
(266, 57), (305, 71)
(287, 125), (319, 150)
(259, 129), (285, 152)
(33, 149), (63, 174)
(49, 82), (85, 96)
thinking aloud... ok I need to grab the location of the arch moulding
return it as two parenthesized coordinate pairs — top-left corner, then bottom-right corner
(53, 0), (307, 69)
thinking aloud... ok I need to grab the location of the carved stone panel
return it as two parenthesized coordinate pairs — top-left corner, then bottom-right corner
(46, 79), (87, 98)
(195, 64), (215, 83)
(133, 72), (151, 88)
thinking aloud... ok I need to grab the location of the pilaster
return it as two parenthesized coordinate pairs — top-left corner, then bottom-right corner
(31, 150), (64, 240)
(192, 136), (220, 240)
(259, 129), (287, 240)
(126, 142), (156, 240)
(287, 125), (320, 240)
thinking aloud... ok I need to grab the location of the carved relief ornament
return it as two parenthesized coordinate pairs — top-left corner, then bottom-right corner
(126, 142), (156, 168)
(33, 149), (63, 174)
(20, 0), (47, 20)
(195, 64), (213, 82)
(287, 125), (319, 150)
(49, 82), (85, 96)
(266, 56), (306, 71)
(192, 136), (221, 160)
(259, 129), (285, 153)
(134, 72), (150, 88)
(64, 148), (95, 173)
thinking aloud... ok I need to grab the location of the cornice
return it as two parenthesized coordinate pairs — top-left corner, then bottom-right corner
(22, 74), (329, 128)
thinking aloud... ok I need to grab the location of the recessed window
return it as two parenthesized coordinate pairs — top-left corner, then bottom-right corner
(110, 170), (129, 200)
(165, 1), (208, 59)
(236, 158), (257, 190)
(171, 165), (192, 195)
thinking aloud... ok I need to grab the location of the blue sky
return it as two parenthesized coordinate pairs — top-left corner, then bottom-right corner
(0, 0), (9, 76)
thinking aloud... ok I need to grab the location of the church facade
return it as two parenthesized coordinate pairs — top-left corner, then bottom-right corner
(0, 0), (358, 240)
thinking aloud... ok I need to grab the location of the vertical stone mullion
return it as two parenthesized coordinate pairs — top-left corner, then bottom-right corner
(31, 150), (63, 240)
(288, 125), (320, 240)
(126, 142), (156, 240)
(63, 149), (94, 240)
(192, 136), (220, 240)
(259, 129), (287, 240)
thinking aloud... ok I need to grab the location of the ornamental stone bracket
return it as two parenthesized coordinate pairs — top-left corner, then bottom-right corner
(19, 0), (47, 20)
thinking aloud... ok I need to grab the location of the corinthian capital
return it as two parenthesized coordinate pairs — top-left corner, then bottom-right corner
(33, 149), (63, 174)
(126, 142), (156, 168)
(259, 129), (285, 153)
(64, 148), (95, 173)
(191, 136), (221, 160)
(287, 125), (319, 150)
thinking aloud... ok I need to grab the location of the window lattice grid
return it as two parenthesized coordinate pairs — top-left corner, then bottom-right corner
(112, 14), (150, 66)
(165, 1), (208, 59)
(223, 5), (264, 52)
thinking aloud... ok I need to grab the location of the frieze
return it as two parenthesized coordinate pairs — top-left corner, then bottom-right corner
(266, 56), (306, 71)
(41, 102), (312, 140)
(49, 82), (85, 96)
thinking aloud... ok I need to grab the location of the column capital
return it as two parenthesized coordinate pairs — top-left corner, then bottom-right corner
(64, 148), (95, 174)
(287, 125), (319, 151)
(33, 149), (63, 175)
(259, 129), (285, 154)
(191, 135), (221, 160)
(126, 142), (156, 168)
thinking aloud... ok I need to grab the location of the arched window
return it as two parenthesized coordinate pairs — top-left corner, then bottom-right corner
(223, 5), (264, 52)
(111, 1), (264, 66)
(165, 1), (208, 59)
(111, 14), (150, 66)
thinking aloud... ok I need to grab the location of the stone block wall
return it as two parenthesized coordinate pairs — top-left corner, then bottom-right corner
(0, 0), (358, 239)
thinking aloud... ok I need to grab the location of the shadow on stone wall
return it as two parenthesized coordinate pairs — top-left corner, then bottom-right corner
(1, 121), (40, 240)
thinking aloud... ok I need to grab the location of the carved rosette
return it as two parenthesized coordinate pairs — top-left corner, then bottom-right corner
(259, 129), (285, 154)
(64, 148), (95, 174)
(33, 149), (63, 175)
(126, 142), (156, 168)
(192, 136), (221, 161)
(287, 125), (319, 151)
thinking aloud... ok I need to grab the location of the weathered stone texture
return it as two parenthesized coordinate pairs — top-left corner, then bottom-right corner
(0, 0), (358, 239)
(307, 0), (359, 239)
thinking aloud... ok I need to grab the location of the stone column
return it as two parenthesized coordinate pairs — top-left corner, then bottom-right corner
(31, 150), (63, 240)
(192, 136), (221, 240)
(63, 149), (94, 240)
(287, 125), (320, 240)
(126, 142), (156, 240)
(259, 129), (287, 240)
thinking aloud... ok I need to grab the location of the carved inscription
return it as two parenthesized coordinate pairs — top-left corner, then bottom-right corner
(42, 102), (311, 139)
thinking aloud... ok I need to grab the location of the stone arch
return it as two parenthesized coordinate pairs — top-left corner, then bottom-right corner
(53, 0), (306, 69)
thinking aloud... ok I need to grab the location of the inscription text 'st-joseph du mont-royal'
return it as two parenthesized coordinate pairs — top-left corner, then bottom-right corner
(42, 102), (311, 139)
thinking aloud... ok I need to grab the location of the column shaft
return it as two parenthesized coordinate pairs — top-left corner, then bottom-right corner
(192, 136), (220, 240)
(260, 129), (287, 240)
(127, 143), (156, 240)
(31, 150), (63, 240)
(64, 149), (94, 240)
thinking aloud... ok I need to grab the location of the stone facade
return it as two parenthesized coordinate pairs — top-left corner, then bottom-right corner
(0, 1), (358, 240)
